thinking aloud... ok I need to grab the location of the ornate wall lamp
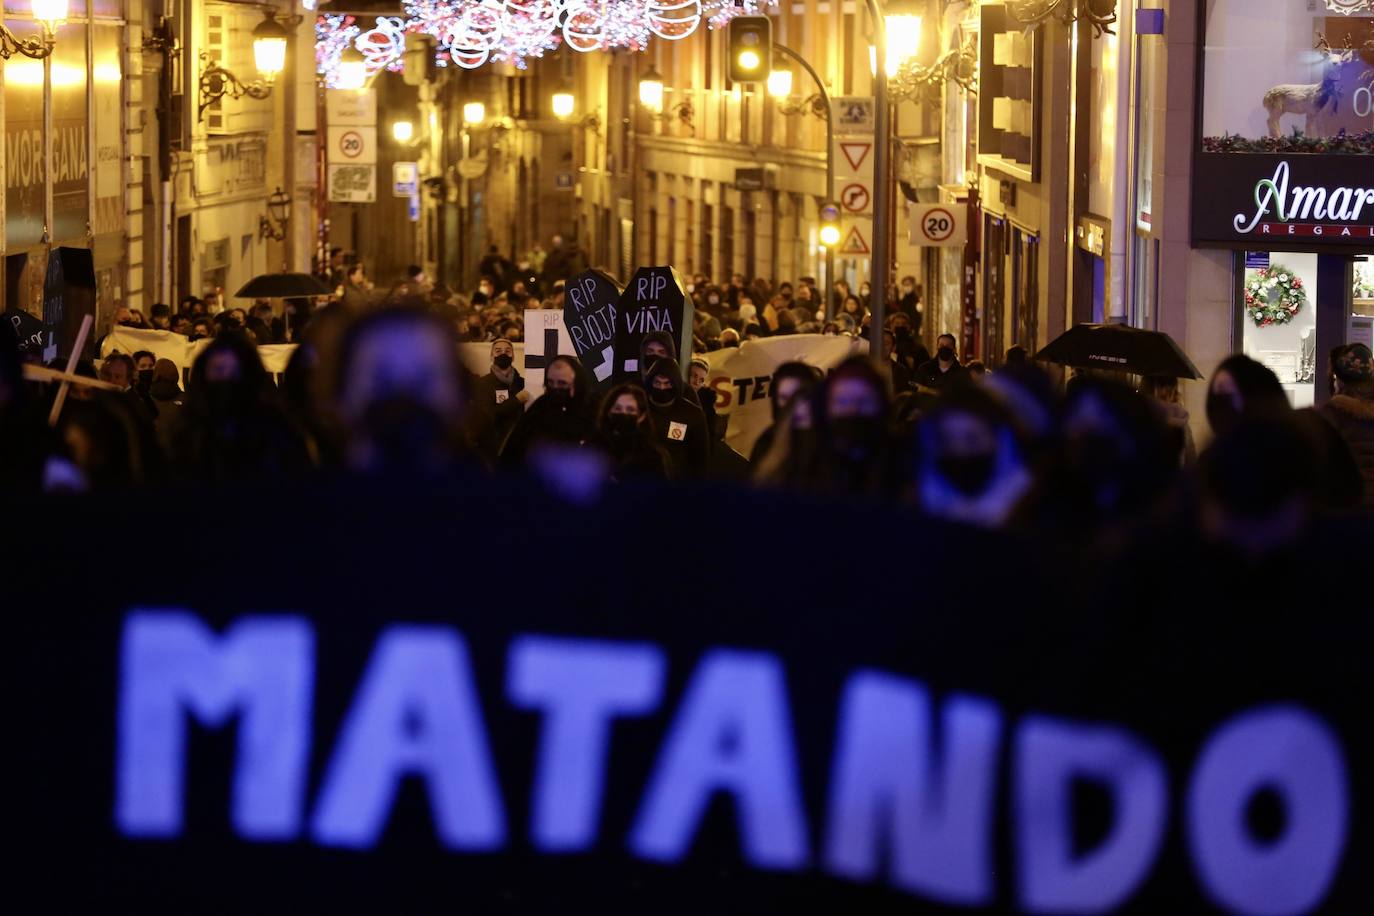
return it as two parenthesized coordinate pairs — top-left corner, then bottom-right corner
(198, 11), (290, 120)
(0, 0), (67, 60)
(259, 187), (291, 241)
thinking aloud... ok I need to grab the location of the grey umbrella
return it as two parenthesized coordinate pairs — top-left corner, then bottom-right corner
(235, 272), (332, 299)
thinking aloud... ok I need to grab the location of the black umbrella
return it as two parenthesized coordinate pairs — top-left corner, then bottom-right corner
(235, 272), (331, 299)
(1035, 323), (1202, 379)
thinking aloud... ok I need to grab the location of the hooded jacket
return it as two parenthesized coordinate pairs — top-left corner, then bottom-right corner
(643, 357), (710, 477)
(469, 367), (525, 464)
(498, 387), (596, 469)
(1319, 389), (1374, 507)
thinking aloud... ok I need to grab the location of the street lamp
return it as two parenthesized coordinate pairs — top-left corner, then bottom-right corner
(259, 186), (291, 241)
(551, 90), (575, 120)
(463, 101), (486, 126)
(766, 67), (793, 98)
(638, 65), (665, 113)
(335, 46), (367, 91)
(870, 14), (921, 77)
(392, 120), (414, 142)
(198, 11), (291, 120)
(0, 0), (66, 59)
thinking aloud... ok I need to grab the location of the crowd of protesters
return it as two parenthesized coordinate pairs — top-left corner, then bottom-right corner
(3, 236), (1372, 566)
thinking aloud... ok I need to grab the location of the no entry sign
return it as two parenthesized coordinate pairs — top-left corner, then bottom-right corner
(910, 203), (968, 247)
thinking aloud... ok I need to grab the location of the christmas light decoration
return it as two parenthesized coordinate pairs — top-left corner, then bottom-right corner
(315, 1), (777, 78)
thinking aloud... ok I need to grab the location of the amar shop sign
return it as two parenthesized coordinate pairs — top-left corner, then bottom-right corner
(1233, 162), (1374, 239)
(1193, 154), (1374, 249)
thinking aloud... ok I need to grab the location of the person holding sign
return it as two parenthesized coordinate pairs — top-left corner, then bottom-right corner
(468, 339), (528, 465)
(643, 357), (709, 478)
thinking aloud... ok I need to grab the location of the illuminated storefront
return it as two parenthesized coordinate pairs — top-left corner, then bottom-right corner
(1193, 0), (1374, 406)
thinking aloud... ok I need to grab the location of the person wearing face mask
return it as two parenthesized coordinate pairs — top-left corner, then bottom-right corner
(643, 357), (710, 477)
(595, 384), (670, 480)
(633, 331), (681, 384)
(1316, 343), (1374, 507)
(749, 362), (822, 464)
(915, 333), (968, 391)
(169, 332), (313, 483)
(914, 383), (1034, 529)
(687, 357), (722, 440)
(500, 355), (596, 469)
(468, 338), (529, 466)
(133, 351), (156, 394)
(810, 358), (899, 497)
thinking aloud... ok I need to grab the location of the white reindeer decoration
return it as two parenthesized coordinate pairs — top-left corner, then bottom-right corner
(1262, 38), (1356, 138)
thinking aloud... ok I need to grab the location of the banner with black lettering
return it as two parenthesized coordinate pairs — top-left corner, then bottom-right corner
(6, 481), (1370, 913)
(704, 335), (868, 458)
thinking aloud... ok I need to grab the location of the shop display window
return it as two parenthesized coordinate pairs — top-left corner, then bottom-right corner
(1241, 251), (1320, 407)
(1203, 0), (1374, 153)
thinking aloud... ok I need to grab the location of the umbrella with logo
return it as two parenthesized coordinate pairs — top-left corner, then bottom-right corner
(234, 272), (332, 299)
(1034, 323), (1202, 379)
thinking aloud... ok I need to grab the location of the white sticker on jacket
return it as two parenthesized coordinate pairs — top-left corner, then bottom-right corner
(495, 389), (508, 404)
(668, 421), (687, 441)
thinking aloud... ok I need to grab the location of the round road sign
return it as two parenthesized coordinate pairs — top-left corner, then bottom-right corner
(918, 207), (956, 243)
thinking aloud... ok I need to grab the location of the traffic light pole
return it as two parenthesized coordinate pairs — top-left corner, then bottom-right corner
(772, 43), (836, 320)
(864, 0), (890, 354)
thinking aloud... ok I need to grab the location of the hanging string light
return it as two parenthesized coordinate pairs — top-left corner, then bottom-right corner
(315, 0), (776, 79)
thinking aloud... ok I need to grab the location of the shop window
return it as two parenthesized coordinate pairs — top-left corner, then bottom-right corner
(1202, 1), (1374, 151)
(1240, 251), (1319, 408)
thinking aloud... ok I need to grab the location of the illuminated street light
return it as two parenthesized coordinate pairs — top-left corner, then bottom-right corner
(392, 120), (414, 142)
(336, 47), (367, 90)
(251, 13), (289, 82)
(552, 91), (575, 119)
(31, 0), (67, 31)
(820, 223), (841, 247)
(767, 68), (794, 98)
(870, 13), (921, 77)
(638, 65), (665, 113)
(463, 101), (486, 125)
(737, 48), (761, 73)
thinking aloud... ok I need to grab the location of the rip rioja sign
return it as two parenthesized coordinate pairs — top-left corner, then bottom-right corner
(1192, 153), (1374, 251)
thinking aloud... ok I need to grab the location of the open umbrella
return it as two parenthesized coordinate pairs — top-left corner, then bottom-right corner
(1034, 323), (1202, 379)
(235, 272), (331, 299)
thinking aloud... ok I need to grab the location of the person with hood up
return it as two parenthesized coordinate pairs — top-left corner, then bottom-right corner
(147, 359), (186, 451)
(688, 357), (721, 440)
(634, 330), (681, 383)
(915, 333), (967, 390)
(169, 332), (313, 483)
(807, 357), (900, 498)
(500, 354), (597, 469)
(643, 356), (710, 477)
(333, 307), (469, 476)
(468, 338), (528, 465)
(913, 382), (1034, 529)
(595, 384), (671, 481)
(1317, 342), (1374, 507)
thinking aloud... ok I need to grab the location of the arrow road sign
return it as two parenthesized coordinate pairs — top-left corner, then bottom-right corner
(840, 183), (871, 214)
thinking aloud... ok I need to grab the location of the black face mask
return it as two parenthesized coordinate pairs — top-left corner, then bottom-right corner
(938, 346), (956, 362)
(829, 417), (885, 462)
(361, 396), (447, 469)
(606, 413), (639, 436)
(937, 453), (997, 496)
(137, 369), (155, 386)
(493, 354), (513, 370)
(1206, 393), (1241, 437)
(544, 388), (572, 407)
(203, 380), (244, 416)
(649, 386), (676, 406)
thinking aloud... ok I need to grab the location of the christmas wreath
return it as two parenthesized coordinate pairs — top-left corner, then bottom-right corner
(1244, 264), (1306, 328)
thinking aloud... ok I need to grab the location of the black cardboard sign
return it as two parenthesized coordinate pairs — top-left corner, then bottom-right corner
(614, 266), (693, 380)
(562, 269), (623, 383)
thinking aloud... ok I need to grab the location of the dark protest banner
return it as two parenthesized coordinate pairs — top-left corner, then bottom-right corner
(614, 265), (693, 379)
(562, 269), (622, 384)
(41, 246), (97, 362)
(4, 307), (46, 356)
(6, 480), (1371, 913)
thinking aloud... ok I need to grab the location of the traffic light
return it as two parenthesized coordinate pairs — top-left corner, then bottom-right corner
(728, 15), (771, 83)
(819, 203), (841, 247)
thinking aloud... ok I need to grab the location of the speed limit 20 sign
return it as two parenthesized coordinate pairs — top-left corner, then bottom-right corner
(909, 203), (968, 247)
(327, 126), (377, 165)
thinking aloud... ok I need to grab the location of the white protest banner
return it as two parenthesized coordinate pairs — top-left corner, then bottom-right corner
(106, 328), (527, 387)
(522, 309), (576, 402)
(704, 334), (867, 458)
